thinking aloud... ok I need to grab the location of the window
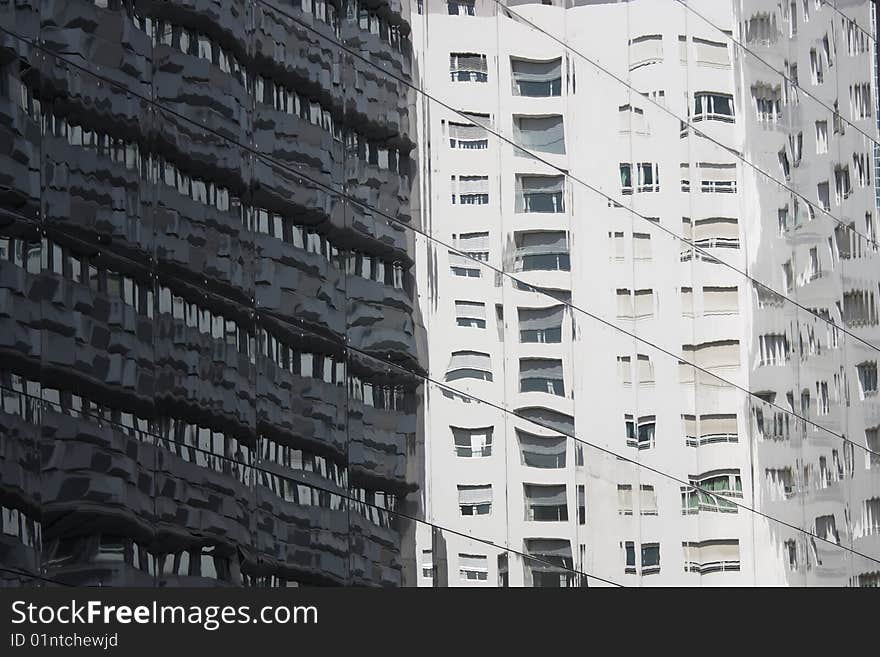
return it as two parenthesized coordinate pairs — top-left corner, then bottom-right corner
(850, 82), (871, 120)
(817, 181), (831, 211)
(809, 48), (823, 84)
(618, 104), (649, 134)
(866, 427), (880, 468)
(815, 514), (839, 544)
(421, 550), (434, 579)
(629, 34), (663, 69)
(752, 84), (781, 122)
(863, 498), (880, 537)
(853, 152), (869, 187)
(637, 354), (654, 385)
(744, 13), (777, 45)
(681, 470), (742, 514)
(782, 260), (793, 293)
(759, 333), (790, 366)
(518, 429), (566, 468)
(778, 148), (791, 179)
(524, 484), (568, 521)
(524, 539), (575, 587)
(633, 233), (652, 260)
(693, 92), (734, 121)
(637, 162), (660, 192)
(681, 340), (740, 372)
(641, 543), (661, 574)
(577, 485), (585, 525)
(624, 414), (636, 447)
(519, 358), (565, 396)
(622, 541), (660, 574)
(703, 286), (739, 315)
(458, 553), (488, 581)
(518, 305), (564, 343)
(609, 231), (625, 261)
(446, 350), (493, 382)
(693, 217), (739, 249)
(448, 113), (489, 149)
(699, 163), (737, 193)
(620, 163), (633, 194)
(618, 356), (632, 386)
(510, 57), (562, 97)
(451, 175), (489, 205)
(452, 426), (493, 457)
(815, 120), (828, 153)
(513, 115), (565, 155)
(455, 300), (486, 328)
(516, 175), (564, 213)
(449, 231), (488, 277)
(693, 38), (730, 67)
(683, 540), (740, 573)
(617, 288), (653, 320)
(636, 415), (655, 449)
(518, 407), (575, 436)
(450, 52), (487, 82)
(623, 541), (637, 574)
(834, 165), (851, 203)
(790, 131), (803, 166)
(447, 0), (475, 15)
(857, 362), (878, 399)
(640, 485), (658, 516)
(681, 287), (694, 317)
(513, 231), (569, 272)
(618, 485), (633, 515)
(458, 484), (492, 515)
(689, 413), (738, 446)
(765, 467), (795, 500)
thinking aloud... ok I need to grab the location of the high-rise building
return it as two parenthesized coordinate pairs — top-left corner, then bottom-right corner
(413, 0), (880, 586)
(0, 0), (423, 587)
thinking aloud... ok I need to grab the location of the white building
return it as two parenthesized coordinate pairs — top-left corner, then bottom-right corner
(411, 0), (880, 586)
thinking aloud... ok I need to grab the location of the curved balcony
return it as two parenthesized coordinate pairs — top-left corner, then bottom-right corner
(348, 511), (403, 587)
(41, 407), (156, 549)
(256, 363), (347, 459)
(253, 485), (348, 585)
(153, 447), (252, 555)
(347, 401), (410, 486)
(0, 92), (40, 222)
(40, 0), (153, 101)
(153, 314), (256, 437)
(346, 275), (416, 364)
(255, 236), (346, 337)
(153, 49), (249, 172)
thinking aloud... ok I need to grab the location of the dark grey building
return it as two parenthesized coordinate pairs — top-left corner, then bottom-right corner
(0, 0), (422, 587)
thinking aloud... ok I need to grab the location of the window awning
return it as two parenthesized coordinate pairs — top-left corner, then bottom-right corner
(458, 485), (492, 505)
(448, 351), (491, 372)
(518, 305), (564, 331)
(524, 484), (567, 506)
(520, 358), (564, 379)
(511, 57), (562, 83)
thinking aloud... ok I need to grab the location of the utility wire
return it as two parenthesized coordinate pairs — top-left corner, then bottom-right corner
(1, 15), (879, 569)
(487, 0), (880, 346)
(10, 203), (880, 563)
(7, 6), (880, 372)
(492, 0), (880, 250)
(1, 277), (877, 572)
(0, 381), (620, 587)
(2, 19), (879, 461)
(673, 0), (880, 150)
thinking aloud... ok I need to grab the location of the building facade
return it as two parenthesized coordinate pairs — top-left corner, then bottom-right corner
(0, 0), (424, 587)
(413, 0), (880, 586)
